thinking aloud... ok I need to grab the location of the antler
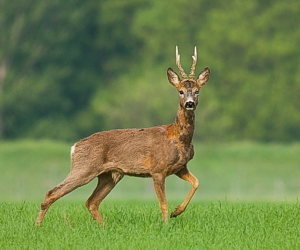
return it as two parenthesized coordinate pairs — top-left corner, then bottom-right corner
(176, 46), (187, 79)
(189, 46), (197, 79)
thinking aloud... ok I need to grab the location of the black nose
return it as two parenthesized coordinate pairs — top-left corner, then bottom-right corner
(185, 101), (195, 109)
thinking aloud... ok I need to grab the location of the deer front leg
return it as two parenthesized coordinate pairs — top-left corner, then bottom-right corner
(170, 166), (199, 218)
(152, 173), (168, 223)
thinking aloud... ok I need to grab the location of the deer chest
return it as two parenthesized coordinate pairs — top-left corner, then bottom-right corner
(178, 143), (194, 164)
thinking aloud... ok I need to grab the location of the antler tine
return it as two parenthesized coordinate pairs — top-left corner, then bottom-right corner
(175, 46), (187, 79)
(189, 46), (197, 79)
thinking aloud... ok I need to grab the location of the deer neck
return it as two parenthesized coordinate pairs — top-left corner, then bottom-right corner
(174, 105), (195, 146)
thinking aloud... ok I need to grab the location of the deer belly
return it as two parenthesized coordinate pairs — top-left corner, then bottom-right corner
(121, 163), (152, 178)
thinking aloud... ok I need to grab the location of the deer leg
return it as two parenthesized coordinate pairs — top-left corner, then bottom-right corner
(36, 170), (96, 226)
(152, 173), (168, 223)
(170, 166), (199, 218)
(85, 171), (123, 225)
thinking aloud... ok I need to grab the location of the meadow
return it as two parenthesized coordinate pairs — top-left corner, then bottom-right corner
(0, 140), (299, 249)
(0, 201), (299, 249)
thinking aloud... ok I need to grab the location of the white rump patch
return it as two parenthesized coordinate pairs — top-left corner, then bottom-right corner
(70, 144), (76, 157)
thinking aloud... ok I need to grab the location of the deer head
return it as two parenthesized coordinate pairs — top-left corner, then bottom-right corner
(167, 46), (210, 111)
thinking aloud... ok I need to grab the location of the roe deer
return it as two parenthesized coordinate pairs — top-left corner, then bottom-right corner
(36, 46), (210, 225)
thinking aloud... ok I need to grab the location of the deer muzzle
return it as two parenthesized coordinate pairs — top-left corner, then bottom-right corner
(185, 101), (195, 110)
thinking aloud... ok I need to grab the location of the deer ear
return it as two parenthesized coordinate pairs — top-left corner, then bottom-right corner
(196, 67), (210, 87)
(167, 67), (181, 87)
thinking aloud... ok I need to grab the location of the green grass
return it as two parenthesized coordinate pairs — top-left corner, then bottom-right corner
(0, 201), (299, 249)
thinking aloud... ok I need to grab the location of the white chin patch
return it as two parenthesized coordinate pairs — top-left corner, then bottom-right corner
(186, 107), (194, 111)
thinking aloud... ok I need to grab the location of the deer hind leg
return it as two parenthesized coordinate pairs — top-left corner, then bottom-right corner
(85, 171), (123, 225)
(152, 173), (168, 223)
(36, 169), (97, 226)
(170, 166), (199, 218)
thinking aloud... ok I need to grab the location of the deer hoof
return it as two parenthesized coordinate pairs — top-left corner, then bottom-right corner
(170, 212), (177, 218)
(170, 206), (181, 218)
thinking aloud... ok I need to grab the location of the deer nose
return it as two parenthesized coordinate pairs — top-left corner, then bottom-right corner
(185, 101), (195, 110)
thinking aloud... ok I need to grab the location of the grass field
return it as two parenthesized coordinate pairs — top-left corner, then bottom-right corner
(0, 201), (299, 249)
(0, 140), (299, 249)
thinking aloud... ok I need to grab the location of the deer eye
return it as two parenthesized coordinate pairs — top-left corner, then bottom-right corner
(195, 90), (199, 95)
(179, 90), (184, 95)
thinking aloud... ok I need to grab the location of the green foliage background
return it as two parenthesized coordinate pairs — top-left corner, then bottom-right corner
(0, 0), (299, 142)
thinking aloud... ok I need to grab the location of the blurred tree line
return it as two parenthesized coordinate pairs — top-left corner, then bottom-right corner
(0, 0), (299, 142)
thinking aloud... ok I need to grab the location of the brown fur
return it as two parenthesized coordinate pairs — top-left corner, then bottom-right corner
(36, 47), (210, 225)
